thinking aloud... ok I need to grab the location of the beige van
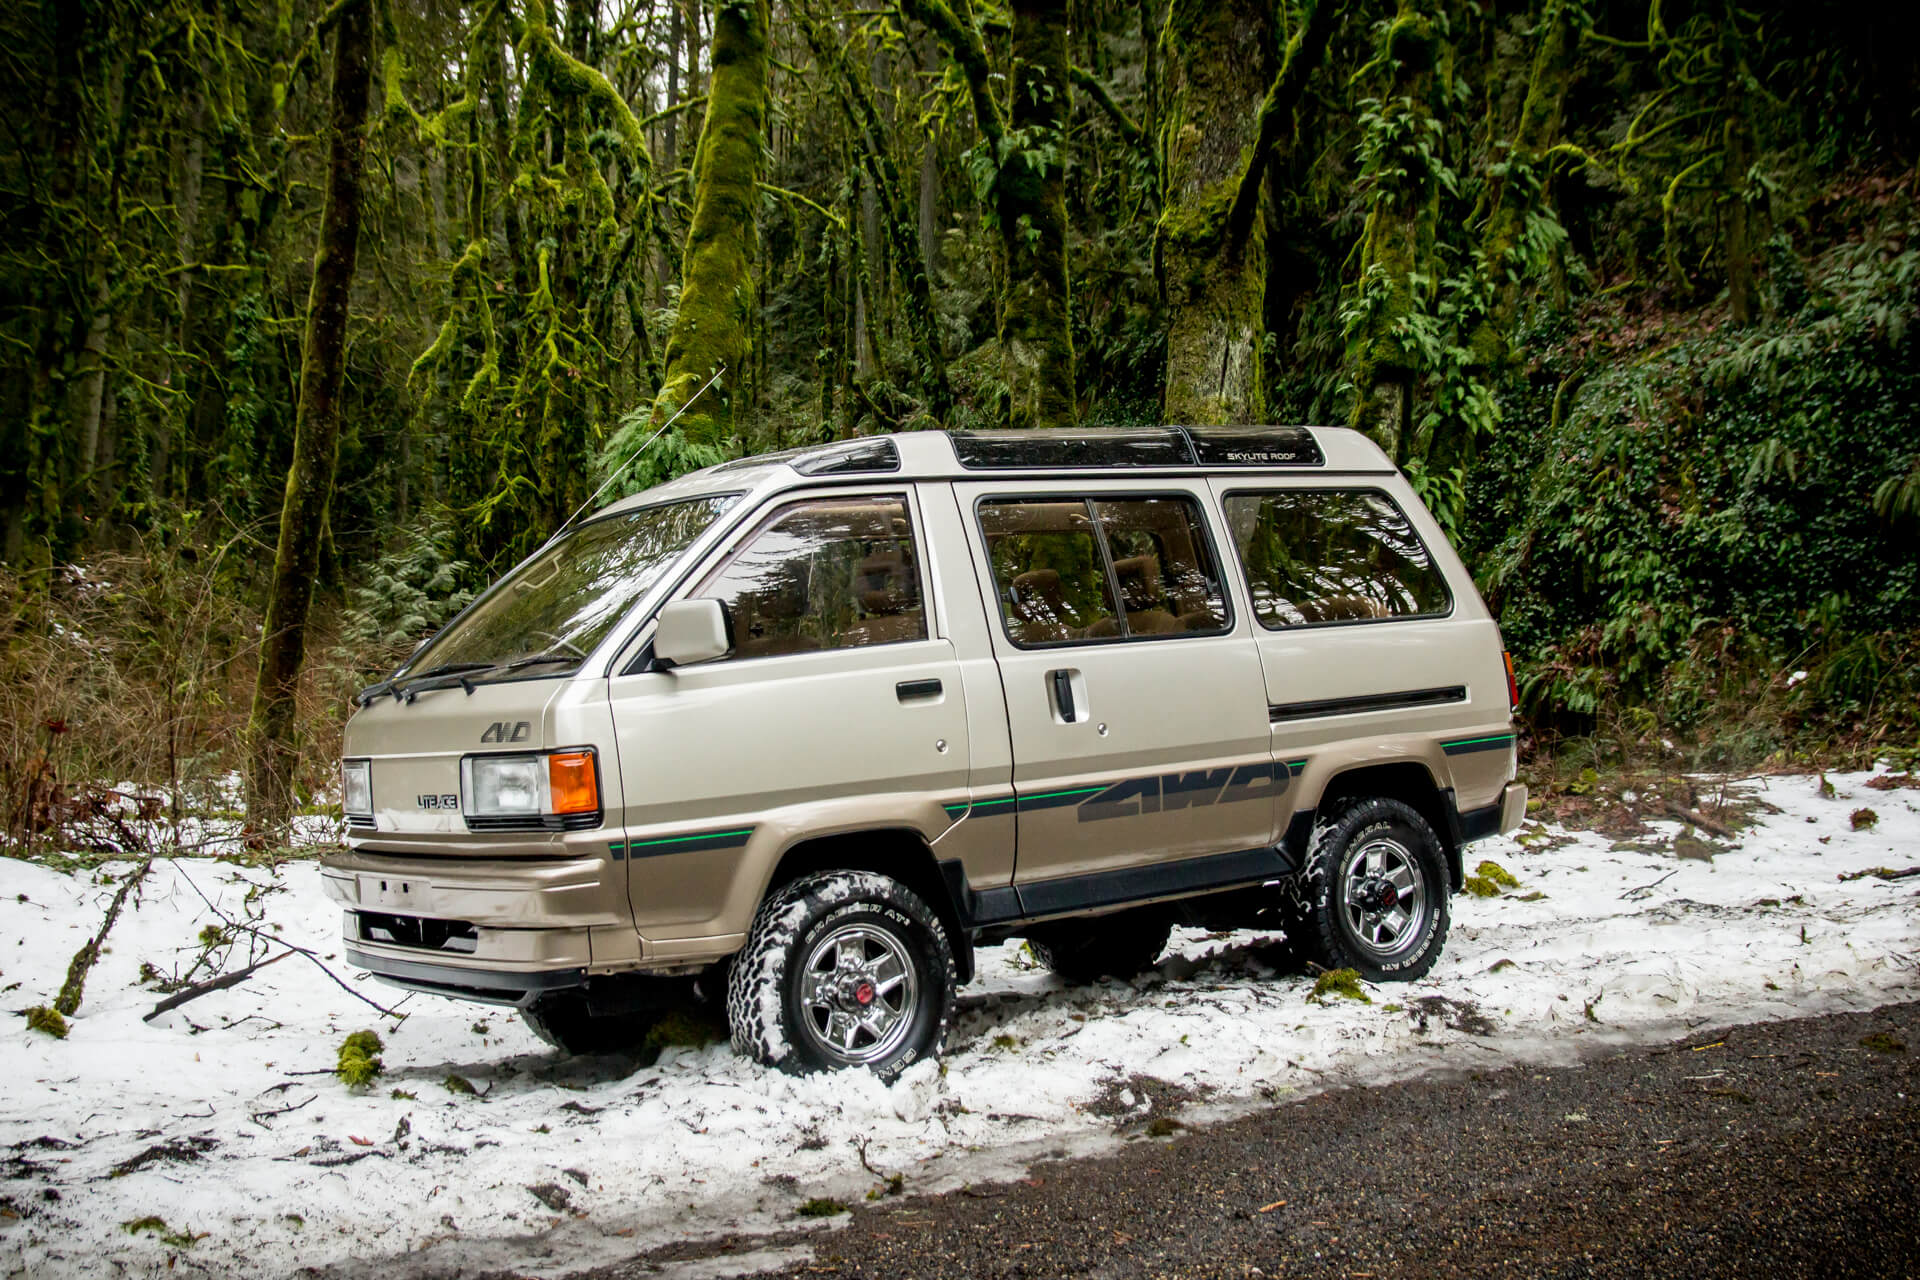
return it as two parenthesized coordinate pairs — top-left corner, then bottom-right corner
(324, 427), (1525, 1078)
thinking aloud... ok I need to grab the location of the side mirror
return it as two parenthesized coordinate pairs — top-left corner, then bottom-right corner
(654, 598), (732, 669)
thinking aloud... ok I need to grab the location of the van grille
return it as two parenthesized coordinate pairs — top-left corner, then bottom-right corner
(356, 911), (479, 954)
(465, 812), (600, 832)
(346, 815), (376, 830)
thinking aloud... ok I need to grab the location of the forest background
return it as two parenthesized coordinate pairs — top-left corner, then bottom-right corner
(2, 0), (1917, 836)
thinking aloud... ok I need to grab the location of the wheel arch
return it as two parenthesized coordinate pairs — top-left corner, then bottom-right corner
(761, 827), (975, 984)
(1295, 761), (1463, 892)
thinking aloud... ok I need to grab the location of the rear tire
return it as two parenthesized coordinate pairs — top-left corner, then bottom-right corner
(1295, 797), (1450, 982)
(1028, 910), (1172, 982)
(727, 871), (955, 1082)
(522, 992), (657, 1057)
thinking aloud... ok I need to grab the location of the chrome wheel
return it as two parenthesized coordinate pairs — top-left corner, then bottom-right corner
(1339, 835), (1430, 960)
(797, 923), (920, 1067)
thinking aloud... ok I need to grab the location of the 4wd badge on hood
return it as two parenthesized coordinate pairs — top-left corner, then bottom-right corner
(480, 720), (531, 744)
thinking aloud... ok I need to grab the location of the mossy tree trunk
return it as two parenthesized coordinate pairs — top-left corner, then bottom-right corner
(999, 0), (1075, 430)
(1468, 0), (1578, 370)
(1158, 0), (1332, 425)
(1719, 8), (1758, 326)
(1344, 1), (1450, 463)
(901, 0), (1076, 429)
(246, 0), (374, 827)
(794, 5), (954, 423)
(649, 0), (769, 447)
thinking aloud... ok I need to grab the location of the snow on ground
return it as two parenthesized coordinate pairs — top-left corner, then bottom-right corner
(2, 769), (1917, 1279)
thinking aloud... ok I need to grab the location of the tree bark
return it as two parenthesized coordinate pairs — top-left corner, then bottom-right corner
(649, 0), (769, 445)
(999, 0), (1076, 429)
(246, 0), (374, 827)
(1345, 1), (1448, 463)
(1158, 0), (1331, 425)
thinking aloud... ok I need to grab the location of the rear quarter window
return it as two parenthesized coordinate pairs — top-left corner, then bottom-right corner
(1223, 489), (1452, 628)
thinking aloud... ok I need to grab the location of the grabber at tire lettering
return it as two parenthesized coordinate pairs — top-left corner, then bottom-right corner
(726, 870), (956, 1082)
(1294, 797), (1451, 983)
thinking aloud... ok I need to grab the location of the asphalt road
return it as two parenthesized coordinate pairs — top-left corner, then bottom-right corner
(582, 1000), (1920, 1280)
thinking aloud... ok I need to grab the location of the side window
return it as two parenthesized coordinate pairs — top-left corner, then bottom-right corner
(695, 495), (926, 660)
(978, 495), (1230, 645)
(979, 501), (1119, 644)
(1223, 490), (1452, 628)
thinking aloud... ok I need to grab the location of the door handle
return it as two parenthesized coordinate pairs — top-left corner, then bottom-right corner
(1050, 669), (1077, 723)
(896, 678), (943, 701)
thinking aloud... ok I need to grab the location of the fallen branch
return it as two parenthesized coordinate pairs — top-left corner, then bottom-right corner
(144, 950), (292, 1022)
(1838, 865), (1920, 883)
(55, 856), (155, 1016)
(1621, 868), (1679, 900)
(169, 863), (409, 1021)
(1663, 802), (1733, 840)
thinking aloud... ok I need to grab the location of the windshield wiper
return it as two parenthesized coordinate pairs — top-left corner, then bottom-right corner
(497, 651), (581, 673)
(404, 661), (498, 682)
(356, 661), (498, 705)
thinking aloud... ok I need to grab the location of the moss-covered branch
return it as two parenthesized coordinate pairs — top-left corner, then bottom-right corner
(1224, 0), (1335, 258)
(648, 0), (769, 445)
(1071, 65), (1146, 151)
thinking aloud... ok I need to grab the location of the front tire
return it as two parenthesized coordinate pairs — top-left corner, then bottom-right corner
(1295, 797), (1450, 982)
(727, 871), (955, 1081)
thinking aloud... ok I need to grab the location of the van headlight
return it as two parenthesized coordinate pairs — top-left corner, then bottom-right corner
(341, 760), (372, 817)
(461, 749), (600, 825)
(464, 755), (544, 816)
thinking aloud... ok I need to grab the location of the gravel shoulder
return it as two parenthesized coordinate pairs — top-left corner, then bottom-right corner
(582, 1001), (1920, 1280)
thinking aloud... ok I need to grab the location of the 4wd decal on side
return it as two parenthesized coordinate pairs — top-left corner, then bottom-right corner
(480, 720), (532, 744)
(1077, 761), (1289, 822)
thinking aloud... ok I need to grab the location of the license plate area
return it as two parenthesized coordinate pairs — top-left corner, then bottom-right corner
(358, 874), (423, 911)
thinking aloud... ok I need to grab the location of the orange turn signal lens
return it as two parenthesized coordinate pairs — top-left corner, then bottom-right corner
(547, 750), (599, 815)
(1503, 650), (1520, 715)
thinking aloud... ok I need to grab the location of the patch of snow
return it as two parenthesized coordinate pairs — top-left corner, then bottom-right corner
(0, 768), (1915, 1279)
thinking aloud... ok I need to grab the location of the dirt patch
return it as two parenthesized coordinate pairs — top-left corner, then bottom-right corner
(1407, 995), (1499, 1037)
(1083, 1073), (1202, 1126)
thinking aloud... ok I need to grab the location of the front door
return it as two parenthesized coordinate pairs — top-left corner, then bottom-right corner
(954, 481), (1278, 916)
(605, 490), (970, 935)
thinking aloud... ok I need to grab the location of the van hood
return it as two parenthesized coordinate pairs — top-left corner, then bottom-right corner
(342, 680), (558, 835)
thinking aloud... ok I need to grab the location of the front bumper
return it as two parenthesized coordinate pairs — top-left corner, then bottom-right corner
(320, 847), (622, 1004)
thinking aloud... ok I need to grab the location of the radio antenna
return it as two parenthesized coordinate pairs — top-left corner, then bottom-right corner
(555, 364), (727, 536)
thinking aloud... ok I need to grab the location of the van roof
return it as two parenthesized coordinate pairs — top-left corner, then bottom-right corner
(595, 425), (1394, 519)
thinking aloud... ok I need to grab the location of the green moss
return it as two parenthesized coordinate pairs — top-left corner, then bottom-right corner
(650, 0), (769, 446)
(1462, 874), (1501, 897)
(1850, 807), (1878, 830)
(1860, 1032), (1905, 1053)
(797, 1197), (850, 1217)
(645, 1009), (725, 1051)
(444, 1073), (477, 1095)
(1308, 968), (1371, 1004)
(122, 1216), (168, 1236)
(335, 1030), (383, 1087)
(990, 1033), (1020, 1051)
(1145, 1115), (1184, 1137)
(1474, 860), (1520, 889)
(26, 1005), (68, 1039)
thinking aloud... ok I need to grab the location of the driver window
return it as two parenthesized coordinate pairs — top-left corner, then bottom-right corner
(694, 495), (926, 660)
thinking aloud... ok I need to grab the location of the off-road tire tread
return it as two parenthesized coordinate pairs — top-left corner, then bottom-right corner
(726, 870), (956, 1081)
(1299, 796), (1451, 983)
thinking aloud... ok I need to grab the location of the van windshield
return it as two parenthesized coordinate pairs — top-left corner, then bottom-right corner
(401, 494), (740, 682)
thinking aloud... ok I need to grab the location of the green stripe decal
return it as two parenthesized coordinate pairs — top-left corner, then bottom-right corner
(1443, 734), (1515, 748)
(628, 827), (755, 850)
(1021, 786), (1107, 802)
(1285, 759), (1309, 771)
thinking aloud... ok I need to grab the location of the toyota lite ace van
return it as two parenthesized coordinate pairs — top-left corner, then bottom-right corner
(325, 426), (1525, 1079)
